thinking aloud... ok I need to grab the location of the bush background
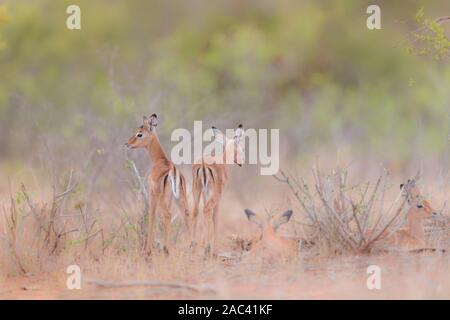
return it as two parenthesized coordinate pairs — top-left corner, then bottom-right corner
(1, 0), (450, 181)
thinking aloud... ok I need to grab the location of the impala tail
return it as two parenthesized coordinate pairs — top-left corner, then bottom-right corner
(168, 167), (181, 199)
(196, 164), (213, 200)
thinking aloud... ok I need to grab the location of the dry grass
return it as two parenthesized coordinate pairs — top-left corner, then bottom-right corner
(1, 164), (449, 299)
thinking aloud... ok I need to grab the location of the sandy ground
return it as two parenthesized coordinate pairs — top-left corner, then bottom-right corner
(1, 251), (449, 300)
(1, 169), (449, 300)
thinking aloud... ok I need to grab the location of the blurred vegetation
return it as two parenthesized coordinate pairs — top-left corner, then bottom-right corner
(1, 0), (450, 167)
(410, 7), (450, 59)
(0, 5), (8, 49)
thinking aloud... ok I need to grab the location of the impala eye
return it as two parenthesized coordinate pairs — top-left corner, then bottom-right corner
(137, 133), (143, 138)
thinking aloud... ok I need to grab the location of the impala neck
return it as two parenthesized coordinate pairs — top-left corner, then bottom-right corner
(146, 133), (168, 163)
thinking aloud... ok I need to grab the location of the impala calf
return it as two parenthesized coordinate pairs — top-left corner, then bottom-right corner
(377, 179), (437, 251)
(191, 124), (245, 256)
(244, 209), (298, 259)
(126, 114), (190, 255)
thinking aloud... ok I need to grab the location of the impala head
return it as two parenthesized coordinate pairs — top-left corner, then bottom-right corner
(244, 209), (293, 237)
(125, 114), (158, 149)
(243, 209), (297, 258)
(212, 124), (245, 166)
(400, 179), (437, 218)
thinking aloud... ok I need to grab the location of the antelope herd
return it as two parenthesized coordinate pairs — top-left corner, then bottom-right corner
(126, 114), (448, 258)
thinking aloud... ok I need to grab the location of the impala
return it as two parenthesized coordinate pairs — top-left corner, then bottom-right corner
(376, 179), (437, 251)
(191, 124), (245, 256)
(244, 209), (298, 259)
(126, 114), (190, 255)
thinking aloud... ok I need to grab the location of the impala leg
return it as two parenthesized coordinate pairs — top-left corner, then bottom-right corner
(179, 176), (191, 240)
(191, 183), (202, 248)
(203, 197), (219, 257)
(160, 198), (171, 256)
(212, 202), (221, 255)
(146, 193), (158, 255)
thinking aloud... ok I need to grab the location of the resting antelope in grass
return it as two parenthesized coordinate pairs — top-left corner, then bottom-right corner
(126, 114), (190, 255)
(191, 124), (245, 256)
(376, 179), (438, 251)
(243, 209), (298, 259)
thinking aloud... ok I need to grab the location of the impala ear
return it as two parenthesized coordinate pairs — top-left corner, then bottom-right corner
(271, 210), (293, 231)
(149, 113), (158, 128)
(212, 126), (226, 145)
(234, 124), (245, 144)
(143, 116), (151, 130)
(244, 209), (264, 228)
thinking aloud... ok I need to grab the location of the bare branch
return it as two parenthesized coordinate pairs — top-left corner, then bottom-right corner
(84, 278), (216, 293)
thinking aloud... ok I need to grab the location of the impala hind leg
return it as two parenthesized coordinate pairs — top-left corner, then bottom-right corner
(146, 193), (158, 255)
(203, 197), (219, 258)
(160, 199), (171, 256)
(178, 176), (192, 241)
(212, 203), (220, 254)
(190, 183), (202, 249)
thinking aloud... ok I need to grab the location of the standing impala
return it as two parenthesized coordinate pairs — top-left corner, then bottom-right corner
(126, 114), (190, 255)
(191, 124), (245, 256)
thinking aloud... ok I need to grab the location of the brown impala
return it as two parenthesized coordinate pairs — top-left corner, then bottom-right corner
(369, 179), (438, 251)
(126, 114), (190, 255)
(191, 124), (245, 256)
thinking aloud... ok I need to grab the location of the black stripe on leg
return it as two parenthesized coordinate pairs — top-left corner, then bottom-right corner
(207, 167), (215, 183)
(163, 174), (169, 190)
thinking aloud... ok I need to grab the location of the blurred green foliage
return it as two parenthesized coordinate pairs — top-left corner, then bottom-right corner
(0, 5), (8, 50)
(1, 0), (450, 163)
(410, 7), (450, 59)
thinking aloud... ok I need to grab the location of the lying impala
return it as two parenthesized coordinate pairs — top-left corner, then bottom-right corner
(191, 125), (245, 256)
(126, 114), (190, 255)
(243, 209), (298, 259)
(374, 179), (437, 251)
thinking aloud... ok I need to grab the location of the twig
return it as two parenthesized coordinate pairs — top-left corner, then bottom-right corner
(363, 196), (407, 251)
(84, 278), (216, 293)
